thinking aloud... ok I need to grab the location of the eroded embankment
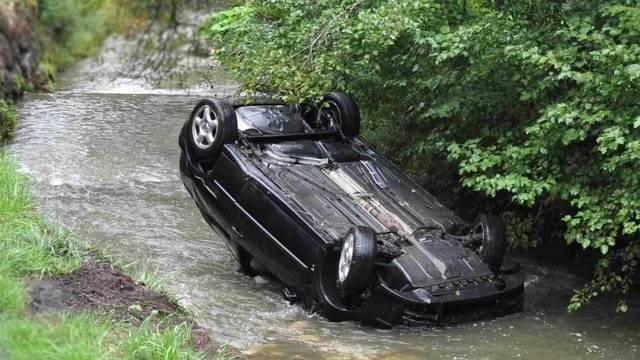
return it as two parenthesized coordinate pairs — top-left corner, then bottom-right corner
(29, 262), (214, 352)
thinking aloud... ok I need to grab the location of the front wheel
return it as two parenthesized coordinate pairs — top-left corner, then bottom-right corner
(337, 226), (377, 298)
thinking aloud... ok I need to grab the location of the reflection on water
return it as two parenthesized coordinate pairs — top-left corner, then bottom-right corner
(8, 36), (640, 359)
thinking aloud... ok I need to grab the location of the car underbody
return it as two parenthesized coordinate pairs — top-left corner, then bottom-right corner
(179, 95), (525, 327)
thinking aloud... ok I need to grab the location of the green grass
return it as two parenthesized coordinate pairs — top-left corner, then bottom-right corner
(0, 154), (84, 278)
(0, 100), (16, 142)
(0, 313), (113, 360)
(0, 152), (225, 359)
(0, 313), (209, 360)
(0, 274), (25, 315)
(121, 318), (204, 360)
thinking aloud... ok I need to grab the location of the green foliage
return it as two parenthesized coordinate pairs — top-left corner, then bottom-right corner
(204, 0), (640, 310)
(12, 74), (33, 93)
(35, 0), (217, 77)
(126, 0), (180, 21)
(37, 0), (137, 75)
(0, 100), (16, 142)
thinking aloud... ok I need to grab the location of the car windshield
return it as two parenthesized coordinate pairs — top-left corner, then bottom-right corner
(236, 105), (306, 135)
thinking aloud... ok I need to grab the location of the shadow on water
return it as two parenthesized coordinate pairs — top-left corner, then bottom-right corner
(8, 10), (640, 359)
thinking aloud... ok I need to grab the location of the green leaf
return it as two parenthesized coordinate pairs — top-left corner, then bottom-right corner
(626, 64), (640, 80)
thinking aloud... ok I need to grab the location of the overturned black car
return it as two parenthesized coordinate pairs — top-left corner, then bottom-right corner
(178, 92), (524, 327)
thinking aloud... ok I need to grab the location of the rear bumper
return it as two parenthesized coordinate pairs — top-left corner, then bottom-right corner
(353, 272), (524, 327)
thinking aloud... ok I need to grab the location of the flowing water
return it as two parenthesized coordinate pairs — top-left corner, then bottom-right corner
(8, 28), (640, 360)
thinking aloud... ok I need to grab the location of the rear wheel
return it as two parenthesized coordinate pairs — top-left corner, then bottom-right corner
(186, 98), (237, 159)
(473, 214), (508, 271)
(308, 92), (360, 136)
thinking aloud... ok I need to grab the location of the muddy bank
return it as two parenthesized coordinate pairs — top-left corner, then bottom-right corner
(0, 2), (43, 98)
(29, 262), (218, 354)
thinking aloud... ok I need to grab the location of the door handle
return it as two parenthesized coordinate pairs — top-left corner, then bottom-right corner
(232, 226), (244, 239)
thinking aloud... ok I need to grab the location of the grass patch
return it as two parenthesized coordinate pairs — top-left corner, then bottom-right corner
(0, 152), (229, 359)
(0, 100), (16, 143)
(0, 154), (84, 278)
(0, 313), (210, 360)
(0, 274), (25, 315)
(0, 313), (113, 360)
(121, 318), (204, 360)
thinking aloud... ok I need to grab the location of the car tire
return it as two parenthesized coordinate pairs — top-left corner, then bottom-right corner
(474, 214), (508, 271)
(337, 226), (377, 297)
(186, 98), (237, 159)
(320, 92), (360, 137)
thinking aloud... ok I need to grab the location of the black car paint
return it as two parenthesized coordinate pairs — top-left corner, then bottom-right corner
(179, 104), (524, 327)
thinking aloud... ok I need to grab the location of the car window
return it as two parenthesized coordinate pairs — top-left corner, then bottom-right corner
(236, 106), (305, 135)
(268, 140), (327, 159)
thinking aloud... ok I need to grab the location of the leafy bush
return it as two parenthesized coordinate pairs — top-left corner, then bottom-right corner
(202, 0), (640, 311)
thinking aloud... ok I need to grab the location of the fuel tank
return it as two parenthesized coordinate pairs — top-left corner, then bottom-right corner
(382, 238), (494, 290)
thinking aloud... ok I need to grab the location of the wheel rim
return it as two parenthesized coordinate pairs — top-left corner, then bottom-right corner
(191, 105), (219, 150)
(318, 101), (341, 130)
(338, 233), (355, 283)
(473, 222), (485, 254)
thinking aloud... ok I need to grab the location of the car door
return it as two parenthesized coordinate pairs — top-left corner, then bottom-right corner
(210, 146), (310, 288)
